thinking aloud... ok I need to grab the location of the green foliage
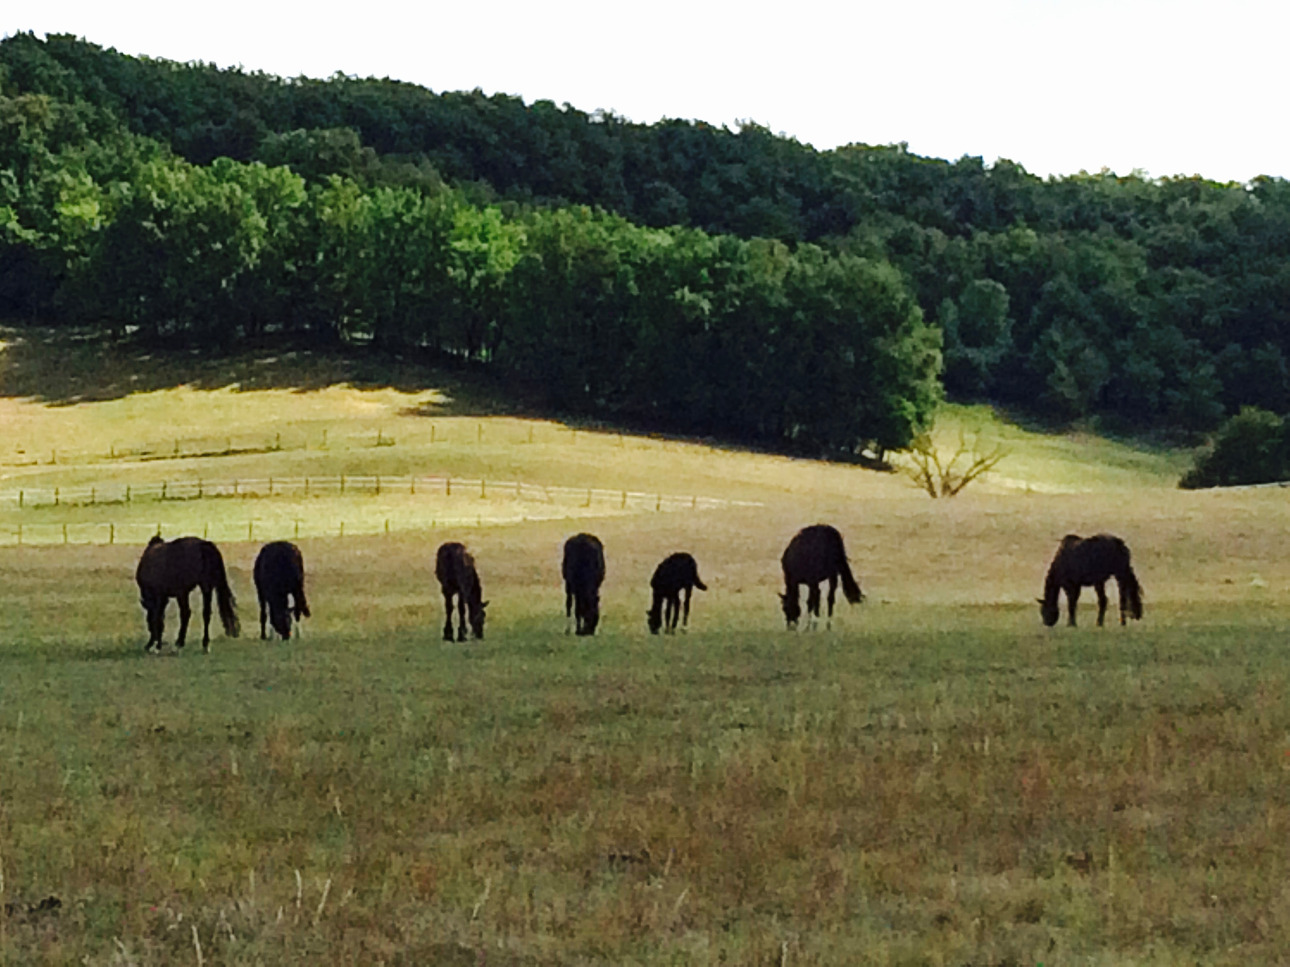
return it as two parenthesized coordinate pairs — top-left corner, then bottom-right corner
(5, 32), (1290, 441)
(1180, 406), (1290, 489)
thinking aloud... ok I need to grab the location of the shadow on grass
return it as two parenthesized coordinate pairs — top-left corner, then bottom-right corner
(0, 324), (516, 415)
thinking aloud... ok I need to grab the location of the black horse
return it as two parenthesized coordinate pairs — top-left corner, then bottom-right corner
(253, 541), (310, 640)
(1039, 533), (1143, 627)
(435, 542), (488, 641)
(780, 524), (863, 630)
(647, 552), (707, 634)
(135, 535), (240, 653)
(563, 533), (605, 636)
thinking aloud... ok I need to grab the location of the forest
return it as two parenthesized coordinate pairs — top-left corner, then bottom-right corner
(3, 32), (1289, 457)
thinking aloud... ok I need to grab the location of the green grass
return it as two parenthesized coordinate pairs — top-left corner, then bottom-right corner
(1, 332), (1287, 964)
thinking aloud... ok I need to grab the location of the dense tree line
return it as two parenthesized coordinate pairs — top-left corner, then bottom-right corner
(3, 32), (1290, 442)
(0, 50), (939, 456)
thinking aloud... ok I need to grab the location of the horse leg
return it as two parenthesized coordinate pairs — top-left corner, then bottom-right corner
(443, 591), (456, 642)
(200, 586), (214, 652)
(1116, 575), (1128, 625)
(146, 599), (164, 652)
(681, 586), (692, 633)
(806, 583), (822, 631)
(1094, 582), (1108, 627)
(259, 593), (268, 640)
(565, 589), (574, 635)
(826, 576), (838, 630)
(175, 592), (192, 650)
(1065, 586), (1080, 627)
(457, 593), (468, 642)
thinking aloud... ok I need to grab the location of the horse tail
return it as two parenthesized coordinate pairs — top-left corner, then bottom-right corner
(693, 574), (708, 592)
(1121, 564), (1143, 620)
(838, 557), (863, 604)
(205, 543), (241, 638)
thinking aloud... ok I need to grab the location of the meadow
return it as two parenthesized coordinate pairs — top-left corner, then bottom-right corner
(1, 332), (1289, 965)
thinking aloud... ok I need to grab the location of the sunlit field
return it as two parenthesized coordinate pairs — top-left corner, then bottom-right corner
(2, 332), (1288, 965)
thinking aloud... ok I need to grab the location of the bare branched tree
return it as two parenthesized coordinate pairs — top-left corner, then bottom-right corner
(903, 427), (1008, 497)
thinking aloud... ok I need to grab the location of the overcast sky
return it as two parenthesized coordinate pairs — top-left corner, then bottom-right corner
(8, 0), (1286, 183)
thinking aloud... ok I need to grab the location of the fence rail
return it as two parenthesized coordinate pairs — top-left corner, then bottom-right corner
(0, 475), (760, 511)
(0, 474), (762, 546)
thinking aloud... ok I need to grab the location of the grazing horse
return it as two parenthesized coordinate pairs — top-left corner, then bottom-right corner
(435, 542), (488, 641)
(1039, 533), (1143, 627)
(563, 533), (605, 636)
(647, 552), (707, 634)
(780, 524), (863, 630)
(253, 541), (310, 640)
(135, 535), (240, 653)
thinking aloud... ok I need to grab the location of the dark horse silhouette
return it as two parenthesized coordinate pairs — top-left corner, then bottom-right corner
(253, 541), (310, 640)
(135, 535), (240, 653)
(647, 552), (707, 634)
(435, 542), (488, 641)
(780, 524), (863, 630)
(563, 533), (605, 636)
(1039, 533), (1143, 627)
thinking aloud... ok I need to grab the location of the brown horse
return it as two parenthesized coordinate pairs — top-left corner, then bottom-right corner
(253, 541), (310, 640)
(435, 542), (487, 641)
(563, 533), (605, 636)
(780, 524), (863, 630)
(647, 552), (707, 634)
(1039, 533), (1143, 627)
(135, 535), (240, 653)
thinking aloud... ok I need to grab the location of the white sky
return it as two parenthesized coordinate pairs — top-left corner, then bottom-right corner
(7, 0), (1287, 183)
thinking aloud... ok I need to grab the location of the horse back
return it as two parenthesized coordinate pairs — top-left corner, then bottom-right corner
(563, 534), (605, 590)
(782, 524), (847, 584)
(255, 541), (304, 592)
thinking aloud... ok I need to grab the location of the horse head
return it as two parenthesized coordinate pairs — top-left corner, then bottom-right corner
(1038, 597), (1059, 627)
(779, 592), (801, 629)
(269, 602), (294, 640)
(469, 599), (488, 640)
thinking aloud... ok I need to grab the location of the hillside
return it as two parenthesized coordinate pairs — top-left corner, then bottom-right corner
(3, 32), (1290, 444)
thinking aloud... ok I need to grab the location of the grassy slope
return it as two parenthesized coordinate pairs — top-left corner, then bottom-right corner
(1, 331), (1288, 965)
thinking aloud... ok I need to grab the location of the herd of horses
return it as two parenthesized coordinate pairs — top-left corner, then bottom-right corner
(133, 525), (1144, 651)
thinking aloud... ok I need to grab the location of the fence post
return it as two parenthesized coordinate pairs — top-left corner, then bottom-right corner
(431, 425), (436, 444)
(340, 475), (345, 495)
(295, 519), (300, 539)
(268, 477), (274, 497)
(62, 524), (68, 544)
(384, 519), (390, 534)
(109, 523), (114, 545)
(304, 478), (310, 497)
(339, 522), (344, 538)
(480, 479), (486, 499)
(622, 490), (627, 509)
(446, 478), (451, 497)
(126, 486), (131, 503)
(17, 490), (22, 509)
(411, 476), (416, 495)
(198, 480), (203, 498)
(585, 488), (592, 507)
(248, 521), (254, 541)
(478, 423), (483, 443)
(90, 487), (96, 506)
(375, 475), (381, 496)
(656, 494), (662, 511)
(161, 482), (167, 500)
(54, 487), (59, 506)
(233, 480), (238, 497)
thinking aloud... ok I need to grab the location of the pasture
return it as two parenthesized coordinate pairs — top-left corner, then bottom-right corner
(2, 335), (1289, 965)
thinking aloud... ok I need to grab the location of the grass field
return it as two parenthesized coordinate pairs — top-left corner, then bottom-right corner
(2, 330), (1289, 965)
